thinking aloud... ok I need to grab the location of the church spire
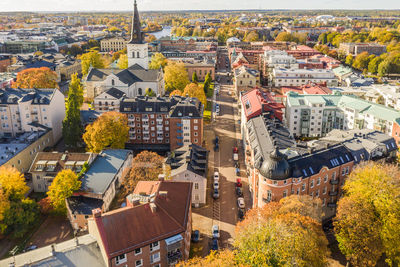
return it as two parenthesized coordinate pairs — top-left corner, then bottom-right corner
(129, 0), (143, 44)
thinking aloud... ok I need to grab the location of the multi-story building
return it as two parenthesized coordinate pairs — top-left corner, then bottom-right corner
(243, 114), (397, 217)
(66, 149), (133, 231)
(167, 143), (208, 207)
(286, 45), (322, 59)
(0, 55), (12, 72)
(285, 92), (400, 145)
(339, 42), (387, 56)
(119, 95), (203, 151)
(88, 180), (192, 267)
(100, 37), (127, 52)
(184, 59), (215, 82)
(159, 36), (217, 52)
(1, 41), (46, 54)
(309, 54), (341, 69)
(0, 88), (66, 141)
(271, 68), (337, 87)
(0, 72), (16, 89)
(259, 50), (298, 85)
(29, 152), (97, 192)
(93, 87), (126, 113)
(58, 59), (81, 81)
(233, 65), (260, 91)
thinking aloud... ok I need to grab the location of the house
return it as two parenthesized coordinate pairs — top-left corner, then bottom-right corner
(88, 180), (192, 267)
(66, 149), (133, 231)
(271, 68), (337, 87)
(167, 144), (208, 206)
(93, 87), (126, 113)
(233, 65), (260, 91)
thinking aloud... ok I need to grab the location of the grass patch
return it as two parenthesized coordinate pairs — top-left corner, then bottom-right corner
(203, 100), (212, 123)
(189, 242), (204, 258)
(199, 82), (215, 99)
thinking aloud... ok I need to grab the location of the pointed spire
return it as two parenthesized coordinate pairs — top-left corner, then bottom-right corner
(129, 0), (143, 44)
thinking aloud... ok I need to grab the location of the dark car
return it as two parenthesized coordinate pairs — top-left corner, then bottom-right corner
(213, 188), (219, 199)
(238, 209), (245, 221)
(214, 143), (219, 152)
(234, 162), (240, 169)
(215, 136), (219, 144)
(191, 230), (200, 243)
(211, 238), (219, 251)
(236, 187), (243, 197)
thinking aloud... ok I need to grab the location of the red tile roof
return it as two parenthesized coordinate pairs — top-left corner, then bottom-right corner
(241, 88), (284, 121)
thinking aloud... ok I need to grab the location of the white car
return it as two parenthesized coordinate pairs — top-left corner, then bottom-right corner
(212, 225), (220, 239)
(214, 172), (219, 181)
(237, 197), (245, 209)
(213, 181), (219, 190)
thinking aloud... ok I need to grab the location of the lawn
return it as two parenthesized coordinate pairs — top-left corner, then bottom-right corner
(199, 82), (215, 99)
(203, 100), (212, 123)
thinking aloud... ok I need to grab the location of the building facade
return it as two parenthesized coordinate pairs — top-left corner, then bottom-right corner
(101, 37), (127, 52)
(272, 68), (337, 87)
(339, 42), (387, 56)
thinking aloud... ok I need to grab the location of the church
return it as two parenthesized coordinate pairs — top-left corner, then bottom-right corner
(84, 0), (165, 100)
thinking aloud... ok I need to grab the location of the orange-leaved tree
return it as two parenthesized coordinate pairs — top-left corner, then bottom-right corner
(183, 82), (207, 106)
(12, 67), (58, 89)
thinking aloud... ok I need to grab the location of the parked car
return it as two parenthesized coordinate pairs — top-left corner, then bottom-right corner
(214, 171), (220, 181)
(236, 187), (243, 197)
(233, 147), (238, 153)
(213, 181), (219, 190)
(191, 230), (200, 243)
(211, 238), (219, 251)
(237, 197), (245, 209)
(215, 136), (219, 144)
(234, 162), (240, 169)
(212, 225), (220, 239)
(238, 209), (245, 221)
(25, 245), (37, 252)
(213, 189), (219, 199)
(236, 168), (240, 176)
(236, 178), (242, 187)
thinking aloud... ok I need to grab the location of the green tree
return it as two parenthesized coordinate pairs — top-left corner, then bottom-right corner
(149, 52), (168, 70)
(368, 56), (384, 74)
(203, 72), (212, 94)
(47, 169), (81, 213)
(345, 54), (354, 66)
(117, 54), (128, 69)
(145, 88), (156, 97)
(352, 52), (371, 71)
(164, 61), (190, 92)
(62, 73), (84, 148)
(192, 72), (198, 84)
(334, 163), (400, 266)
(83, 111), (129, 153)
(80, 50), (105, 76)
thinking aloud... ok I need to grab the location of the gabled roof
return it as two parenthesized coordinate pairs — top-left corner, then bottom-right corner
(86, 66), (160, 85)
(92, 181), (192, 258)
(104, 87), (125, 99)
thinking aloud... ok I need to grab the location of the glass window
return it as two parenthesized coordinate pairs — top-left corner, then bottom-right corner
(135, 248), (142, 255)
(115, 254), (127, 265)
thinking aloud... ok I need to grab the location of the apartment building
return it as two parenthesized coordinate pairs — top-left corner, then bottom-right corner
(29, 152), (97, 192)
(285, 93), (400, 145)
(184, 60), (215, 82)
(100, 37), (127, 52)
(0, 55), (12, 72)
(233, 65), (260, 91)
(259, 50), (298, 85)
(243, 115), (397, 217)
(0, 88), (66, 141)
(59, 59), (81, 81)
(88, 181), (192, 267)
(286, 45), (322, 59)
(119, 95), (203, 151)
(93, 87), (126, 113)
(339, 42), (387, 56)
(167, 143), (208, 206)
(272, 68), (337, 87)
(66, 149), (133, 230)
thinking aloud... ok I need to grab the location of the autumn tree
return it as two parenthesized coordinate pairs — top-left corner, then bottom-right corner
(145, 88), (156, 97)
(117, 54), (128, 69)
(177, 250), (236, 267)
(203, 72), (212, 94)
(47, 169), (81, 212)
(345, 54), (354, 66)
(334, 162), (400, 266)
(83, 111), (129, 153)
(149, 52), (168, 70)
(62, 73), (84, 148)
(164, 61), (190, 92)
(352, 52), (371, 71)
(234, 195), (329, 267)
(123, 151), (167, 193)
(80, 50), (105, 76)
(183, 83), (207, 106)
(169, 90), (182, 97)
(13, 67), (58, 89)
(192, 72), (198, 83)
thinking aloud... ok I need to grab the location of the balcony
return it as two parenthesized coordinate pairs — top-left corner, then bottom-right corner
(329, 191), (338, 196)
(142, 117), (149, 122)
(177, 136), (183, 139)
(330, 179), (339, 185)
(177, 142), (183, 146)
(177, 129), (183, 133)
(31, 110), (38, 115)
(167, 251), (182, 265)
(176, 123), (183, 127)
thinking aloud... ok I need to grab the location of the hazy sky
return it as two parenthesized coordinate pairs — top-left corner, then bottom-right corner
(0, 0), (399, 12)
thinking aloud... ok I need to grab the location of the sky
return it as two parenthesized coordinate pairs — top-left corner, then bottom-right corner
(0, 0), (399, 12)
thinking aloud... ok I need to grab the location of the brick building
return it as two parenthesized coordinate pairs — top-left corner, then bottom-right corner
(119, 95), (203, 151)
(339, 42), (387, 56)
(184, 60), (215, 82)
(0, 55), (12, 72)
(88, 181), (192, 267)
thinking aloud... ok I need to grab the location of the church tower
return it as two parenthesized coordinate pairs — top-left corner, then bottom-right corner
(127, 0), (149, 69)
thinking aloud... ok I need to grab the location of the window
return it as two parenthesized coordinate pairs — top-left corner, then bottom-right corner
(332, 172), (336, 179)
(194, 126), (198, 130)
(138, 88), (143, 95)
(194, 183), (199, 190)
(324, 175), (328, 183)
(150, 241), (159, 252)
(115, 254), (127, 265)
(323, 186), (327, 195)
(150, 252), (160, 264)
(283, 190), (287, 198)
(135, 248), (142, 255)
(317, 177), (321, 185)
(302, 183), (306, 191)
(316, 190), (320, 197)
(136, 259), (143, 267)
(310, 179), (314, 188)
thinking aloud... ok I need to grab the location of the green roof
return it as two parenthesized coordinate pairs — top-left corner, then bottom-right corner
(333, 65), (353, 76)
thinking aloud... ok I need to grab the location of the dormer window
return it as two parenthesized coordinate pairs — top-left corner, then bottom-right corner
(111, 79), (115, 86)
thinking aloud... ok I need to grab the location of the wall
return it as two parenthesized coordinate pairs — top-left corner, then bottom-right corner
(171, 170), (206, 205)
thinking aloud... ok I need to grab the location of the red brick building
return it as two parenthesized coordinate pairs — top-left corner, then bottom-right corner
(0, 56), (12, 72)
(88, 181), (192, 267)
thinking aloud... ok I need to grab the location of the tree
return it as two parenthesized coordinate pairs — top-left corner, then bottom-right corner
(12, 67), (58, 89)
(83, 111), (129, 153)
(203, 72), (212, 94)
(47, 169), (81, 212)
(0, 166), (29, 200)
(345, 54), (354, 66)
(352, 52), (371, 71)
(145, 88), (156, 97)
(80, 50), (105, 76)
(192, 72), (198, 84)
(169, 90), (182, 97)
(234, 195), (329, 267)
(244, 31), (259, 42)
(123, 151), (167, 193)
(368, 56), (384, 74)
(377, 95), (385, 105)
(117, 54), (128, 69)
(62, 73), (84, 148)
(149, 52), (168, 70)
(177, 250), (236, 267)
(183, 83), (207, 106)
(334, 163), (400, 266)
(164, 61), (190, 92)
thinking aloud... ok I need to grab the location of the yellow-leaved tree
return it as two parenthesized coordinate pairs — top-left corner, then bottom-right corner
(83, 111), (129, 153)
(149, 52), (168, 70)
(117, 54), (128, 69)
(183, 83), (207, 106)
(80, 50), (105, 76)
(47, 169), (81, 212)
(164, 61), (189, 92)
(169, 89), (182, 97)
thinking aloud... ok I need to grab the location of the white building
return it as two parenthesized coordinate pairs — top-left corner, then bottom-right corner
(263, 50), (299, 69)
(0, 88), (65, 142)
(272, 68), (337, 87)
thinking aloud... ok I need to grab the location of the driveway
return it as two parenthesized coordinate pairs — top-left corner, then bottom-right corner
(27, 216), (73, 248)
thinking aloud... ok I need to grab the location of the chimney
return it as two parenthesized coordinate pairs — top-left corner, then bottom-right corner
(150, 203), (157, 213)
(127, 196), (140, 207)
(50, 244), (56, 256)
(92, 208), (102, 218)
(159, 191), (168, 199)
(158, 174), (165, 181)
(75, 237), (79, 246)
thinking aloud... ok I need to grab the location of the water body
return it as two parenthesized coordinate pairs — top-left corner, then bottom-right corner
(151, 26), (172, 39)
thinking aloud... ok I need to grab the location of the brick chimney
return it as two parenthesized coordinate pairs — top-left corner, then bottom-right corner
(92, 208), (102, 218)
(158, 174), (165, 181)
(150, 203), (157, 213)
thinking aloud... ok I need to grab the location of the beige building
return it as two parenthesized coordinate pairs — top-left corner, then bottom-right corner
(339, 42), (387, 56)
(59, 60), (81, 81)
(233, 65), (260, 91)
(184, 60), (215, 82)
(0, 88), (66, 142)
(101, 37), (127, 52)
